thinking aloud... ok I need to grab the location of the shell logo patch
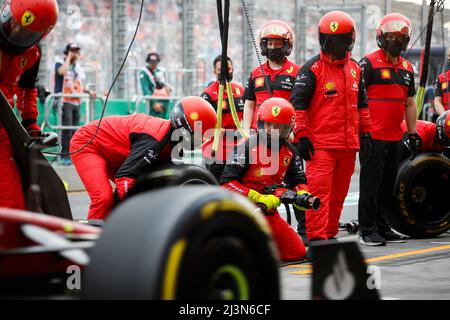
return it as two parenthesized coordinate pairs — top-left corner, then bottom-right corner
(19, 58), (28, 69)
(21, 11), (36, 27)
(255, 77), (265, 88)
(447, 120), (450, 127)
(350, 69), (357, 78)
(190, 112), (199, 121)
(286, 66), (294, 74)
(254, 168), (263, 178)
(381, 69), (391, 79)
(283, 156), (290, 167)
(330, 21), (339, 33)
(442, 82), (448, 90)
(402, 61), (409, 69)
(324, 81), (336, 92)
(272, 106), (281, 117)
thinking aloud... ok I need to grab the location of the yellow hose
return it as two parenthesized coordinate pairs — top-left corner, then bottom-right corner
(226, 81), (249, 138)
(212, 83), (224, 157)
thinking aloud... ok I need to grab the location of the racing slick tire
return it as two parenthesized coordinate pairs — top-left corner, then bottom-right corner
(84, 186), (280, 299)
(387, 153), (450, 238)
(126, 164), (218, 198)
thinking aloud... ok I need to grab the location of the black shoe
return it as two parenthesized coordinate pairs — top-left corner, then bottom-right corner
(380, 230), (408, 243)
(359, 233), (387, 246)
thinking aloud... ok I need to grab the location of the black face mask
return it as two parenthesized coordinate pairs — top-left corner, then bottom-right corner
(267, 48), (285, 64)
(328, 43), (349, 60)
(385, 40), (404, 57)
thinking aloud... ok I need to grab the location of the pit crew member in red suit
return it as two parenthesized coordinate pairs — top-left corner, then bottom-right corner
(70, 97), (217, 220)
(220, 97), (308, 261)
(242, 20), (300, 133)
(400, 111), (450, 159)
(290, 11), (371, 242)
(0, 0), (59, 210)
(358, 13), (418, 246)
(201, 55), (244, 181)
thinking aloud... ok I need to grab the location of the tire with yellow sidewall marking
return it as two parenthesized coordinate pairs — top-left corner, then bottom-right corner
(84, 186), (280, 299)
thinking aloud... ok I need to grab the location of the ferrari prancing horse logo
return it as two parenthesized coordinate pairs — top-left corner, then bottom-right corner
(272, 106), (281, 117)
(283, 156), (290, 167)
(330, 21), (339, 33)
(21, 11), (36, 27)
(20, 57), (28, 70)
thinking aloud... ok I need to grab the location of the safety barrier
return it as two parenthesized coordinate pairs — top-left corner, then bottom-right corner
(130, 95), (181, 118)
(41, 93), (105, 131)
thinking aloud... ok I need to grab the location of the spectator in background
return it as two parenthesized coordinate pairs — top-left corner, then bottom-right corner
(140, 52), (172, 119)
(54, 43), (96, 166)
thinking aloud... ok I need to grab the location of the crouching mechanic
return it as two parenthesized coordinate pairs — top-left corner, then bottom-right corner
(220, 98), (308, 261)
(400, 111), (450, 159)
(70, 97), (217, 220)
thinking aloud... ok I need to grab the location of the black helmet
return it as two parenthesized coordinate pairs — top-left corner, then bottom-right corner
(63, 42), (80, 55)
(146, 52), (160, 64)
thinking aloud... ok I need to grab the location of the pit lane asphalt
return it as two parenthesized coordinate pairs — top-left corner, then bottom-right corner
(68, 172), (450, 300)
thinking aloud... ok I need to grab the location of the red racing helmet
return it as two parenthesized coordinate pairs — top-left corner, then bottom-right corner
(258, 97), (295, 141)
(318, 11), (356, 59)
(170, 96), (217, 137)
(0, 0), (59, 53)
(376, 13), (411, 55)
(436, 111), (450, 146)
(259, 20), (294, 57)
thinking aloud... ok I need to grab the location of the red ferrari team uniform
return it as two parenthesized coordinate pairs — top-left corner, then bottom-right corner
(243, 59), (300, 129)
(220, 135), (307, 261)
(70, 114), (173, 219)
(0, 46), (41, 210)
(291, 52), (371, 240)
(201, 81), (244, 180)
(435, 70), (450, 111)
(358, 49), (416, 237)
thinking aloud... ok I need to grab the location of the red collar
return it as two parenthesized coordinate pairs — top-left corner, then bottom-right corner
(264, 58), (289, 71)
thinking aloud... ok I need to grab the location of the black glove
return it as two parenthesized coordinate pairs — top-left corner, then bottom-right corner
(359, 132), (372, 163)
(297, 137), (315, 160)
(408, 133), (422, 160)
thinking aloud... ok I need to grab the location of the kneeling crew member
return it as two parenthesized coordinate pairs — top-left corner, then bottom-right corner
(401, 111), (450, 158)
(220, 97), (308, 261)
